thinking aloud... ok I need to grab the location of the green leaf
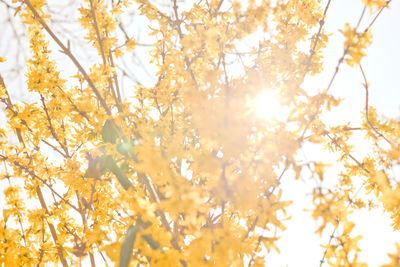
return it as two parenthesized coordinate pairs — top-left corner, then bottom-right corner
(101, 120), (119, 144)
(120, 162), (129, 173)
(119, 225), (141, 267)
(102, 156), (134, 190)
(117, 140), (134, 156)
(161, 107), (169, 117)
(141, 234), (160, 250)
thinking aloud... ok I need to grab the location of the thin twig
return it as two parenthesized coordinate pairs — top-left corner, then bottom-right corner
(355, 5), (367, 30)
(247, 161), (289, 267)
(6, 177), (27, 247)
(318, 185), (364, 266)
(75, 191), (96, 267)
(36, 186), (69, 267)
(305, 0), (332, 72)
(300, 1), (391, 141)
(22, 0), (111, 115)
(40, 94), (70, 157)
(359, 65), (392, 145)
(365, 0), (392, 32)
(89, 0), (107, 66)
(56, 86), (90, 121)
(325, 132), (369, 174)
(89, 0), (122, 112)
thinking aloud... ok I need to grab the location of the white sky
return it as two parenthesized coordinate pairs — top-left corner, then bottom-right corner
(267, 1), (400, 266)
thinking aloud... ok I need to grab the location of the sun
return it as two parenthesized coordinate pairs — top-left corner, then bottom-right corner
(253, 91), (287, 121)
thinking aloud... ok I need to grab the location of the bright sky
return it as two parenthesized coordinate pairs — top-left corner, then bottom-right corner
(262, 1), (400, 266)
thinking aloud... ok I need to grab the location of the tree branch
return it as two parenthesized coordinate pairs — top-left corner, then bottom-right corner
(22, 0), (111, 115)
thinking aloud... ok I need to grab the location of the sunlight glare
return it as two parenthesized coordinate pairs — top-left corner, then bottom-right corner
(253, 91), (286, 121)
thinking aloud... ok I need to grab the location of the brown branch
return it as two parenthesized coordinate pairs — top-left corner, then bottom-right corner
(55, 86), (90, 121)
(2, 77), (77, 159)
(342, 127), (362, 131)
(116, 20), (154, 48)
(247, 161), (289, 266)
(318, 184), (365, 267)
(137, 173), (173, 233)
(319, 226), (338, 267)
(108, 50), (122, 103)
(300, 48), (348, 140)
(86, 177), (99, 215)
(96, 244), (109, 266)
(40, 94), (70, 157)
(325, 132), (369, 173)
(89, 0), (122, 112)
(167, 0), (199, 90)
(355, 5), (367, 30)
(365, 0), (392, 33)
(0, 75), (26, 145)
(41, 139), (68, 157)
(172, 0), (180, 22)
(5, 177), (28, 247)
(170, 103), (175, 136)
(300, 1), (391, 141)
(89, 0), (107, 66)
(215, 0), (224, 15)
(1, 77), (86, 267)
(75, 191), (96, 267)
(1, 156), (81, 213)
(359, 65), (392, 145)
(36, 187), (69, 267)
(305, 0), (332, 72)
(22, 0), (111, 115)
